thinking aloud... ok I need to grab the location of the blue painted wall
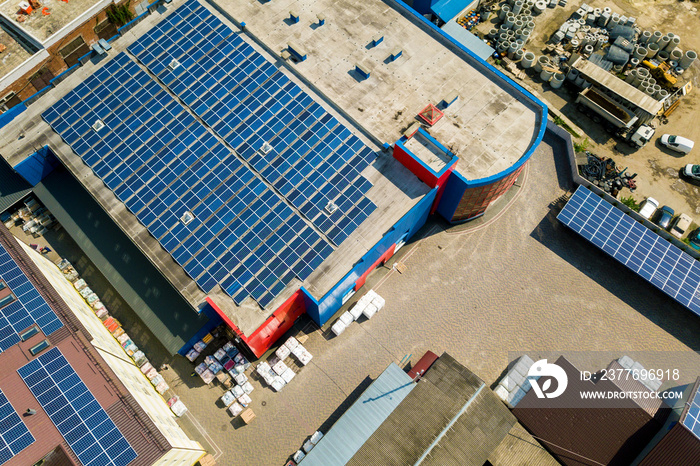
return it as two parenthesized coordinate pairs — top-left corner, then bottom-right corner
(0, 104), (26, 131)
(14, 146), (60, 186)
(410, 0), (441, 16)
(436, 170), (468, 221)
(177, 302), (223, 355)
(303, 187), (438, 325)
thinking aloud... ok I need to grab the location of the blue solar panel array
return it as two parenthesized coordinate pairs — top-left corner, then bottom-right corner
(18, 348), (137, 466)
(0, 389), (35, 465)
(42, 1), (380, 309)
(683, 383), (700, 439)
(127, 0), (377, 245)
(0, 243), (62, 351)
(558, 186), (700, 316)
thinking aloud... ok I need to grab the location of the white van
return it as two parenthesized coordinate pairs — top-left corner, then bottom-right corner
(660, 134), (694, 154)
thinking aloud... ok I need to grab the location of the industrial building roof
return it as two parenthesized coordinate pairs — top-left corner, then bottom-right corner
(513, 356), (670, 466)
(215, 0), (541, 180)
(441, 19), (495, 62)
(348, 353), (516, 465)
(300, 363), (415, 465)
(0, 223), (168, 466)
(0, 25), (33, 80)
(572, 58), (663, 116)
(0, 0), (430, 335)
(431, 0), (472, 24)
(0, 0), (111, 43)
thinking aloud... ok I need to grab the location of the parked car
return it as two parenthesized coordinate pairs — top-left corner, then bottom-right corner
(683, 164), (700, 182)
(639, 197), (659, 219)
(655, 206), (675, 230)
(670, 213), (693, 238)
(688, 229), (700, 250)
(660, 134), (694, 154)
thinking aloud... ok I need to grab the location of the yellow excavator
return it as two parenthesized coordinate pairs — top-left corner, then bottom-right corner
(641, 60), (677, 88)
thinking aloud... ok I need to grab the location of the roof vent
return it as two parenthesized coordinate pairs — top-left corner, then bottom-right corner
(92, 119), (105, 132)
(325, 201), (338, 214)
(180, 211), (194, 225)
(169, 59), (181, 70)
(260, 141), (273, 155)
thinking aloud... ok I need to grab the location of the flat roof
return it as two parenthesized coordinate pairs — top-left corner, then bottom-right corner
(0, 0), (429, 335)
(215, 0), (540, 180)
(0, 25), (33, 78)
(573, 58), (663, 116)
(0, 0), (106, 43)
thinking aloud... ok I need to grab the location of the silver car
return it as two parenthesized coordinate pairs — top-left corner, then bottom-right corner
(684, 164), (700, 182)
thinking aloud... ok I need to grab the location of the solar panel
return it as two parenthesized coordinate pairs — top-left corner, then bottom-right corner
(683, 384), (700, 439)
(17, 348), (137, 466)
(0, 243), (63, 351)
(0, 389), (35, 464)
(557, 186), (700, 317)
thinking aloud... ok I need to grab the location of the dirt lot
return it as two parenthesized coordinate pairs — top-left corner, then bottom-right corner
(476, 0), (700, 219)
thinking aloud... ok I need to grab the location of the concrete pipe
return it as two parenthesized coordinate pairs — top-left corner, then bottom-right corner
(666, 36), (681, 52)
(656, 89), (669, 101)
(632, 74), (642, 87)
(670, 61), (679, 69)
(514, 49), (524, 61)
(533, 1), (545, 14)
(633, 47), (647, 60)
(675, 66), (685, 74)
(625, 70), (637, 83)
(680, 50), (697, 69)
(670, 49), (683, 62)
(586, 14), (596, 25)
(519, 30), (531, 42)
(647, 77), (657, 87)
(513, 0), (523, 14)
(570, 39), (580, 50)
(603, 6), (611, 13)
(521, 52), (536, 68)
(567, 68), (579, 80)
(551, 73), (565, 88)
(534, 55), (549, 72)
(489, 29), (499, 39)
(508, 41), (519, 54)
(641, 31), (652, 44)
(499, 33), (509, 43)
(608, 14), (619, 29)
(498, 42), (509, 53)
(574, 75), (586, 87)
(515, 39), (524, 50)
(499, 5), (511, 20)
(527, 21), (535, 31)
(657, 50), (670, 61)
(658, 36), (671, 51)
(505, 15), (515, 29)
(629, 58), (640, 69)
(540, 69), (554, 82)
(637, 67), (649, 78)
(645, 86), (655, 97)
(647, 43), (659, 58)
(650, 31), (662, 44)
(584, 44), (594, 55)
(515, 20), (524, 31)
(613, 64), (624, 73)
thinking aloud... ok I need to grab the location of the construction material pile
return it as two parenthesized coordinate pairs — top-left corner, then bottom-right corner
(580, 152), (637, 196)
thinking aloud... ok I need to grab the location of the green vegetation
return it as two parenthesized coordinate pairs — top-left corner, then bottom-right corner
(107, 1), (133, 27)
(620, 196), (640, 212)
(552, 115), (581, 138)
(573, 138), (590, 153)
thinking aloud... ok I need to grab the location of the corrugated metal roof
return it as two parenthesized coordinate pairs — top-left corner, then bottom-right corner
(300, 363), (414, 465)
(638, 414), (700, 465)
(349, 354), (517, 465)
(572, 58), (663, 116)
(431, 0), (472, 23)
(442, 20), (495, 61)
(0, 157), (31, 214)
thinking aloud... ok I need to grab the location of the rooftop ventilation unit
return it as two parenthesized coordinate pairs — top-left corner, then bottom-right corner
(260, 142), (273, 155)
(92, 120), (105, 132)
(325, 201), (338, 214)
(169, 59), (181, 70)
(180, 211), (194, 225)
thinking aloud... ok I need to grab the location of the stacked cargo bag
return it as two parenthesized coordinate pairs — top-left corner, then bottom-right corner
(331, 319), (346, 336)
(281, 367), (295, 383)
(242, 381), (254, 394)
(276, 344), (291, 360)
(167, 396), (188, 417)
(284, 337), (299, 351)
(229, 402), (243, 417)
(271, 376), (286, 392)
(234, 373), (248, 385)
(303, 439), (315, 453)
(349, 302), (364, 320)
(237, 393), (252, 407)
(362, 303), (378, 319)
(221, 390), (236, 407)
(273, 360), (288, 376)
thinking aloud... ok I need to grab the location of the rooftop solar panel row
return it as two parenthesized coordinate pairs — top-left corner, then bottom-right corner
(557, 186), (700, 317)
(0, 243), (63, 351)
(683, 384), (700, 439)
(42, 53), (334, 308)
(0, 389), (35, 465)
(18, 348), (137, 466)
(128, 0), (377, 246)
